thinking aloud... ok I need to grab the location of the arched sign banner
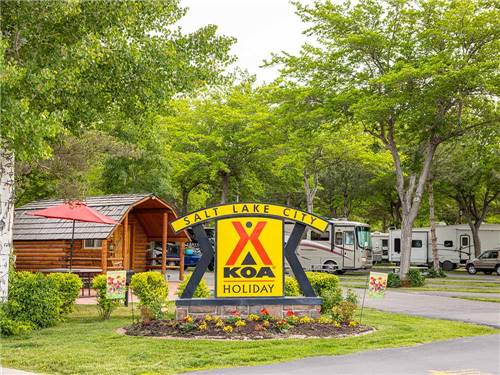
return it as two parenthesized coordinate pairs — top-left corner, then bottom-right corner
(171, 203), (329, 304)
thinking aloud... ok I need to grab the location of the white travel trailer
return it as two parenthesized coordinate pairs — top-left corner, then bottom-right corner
(371, 232), (389, 262)
(388, 223), (500, 270)
(286, 219), (373, 274)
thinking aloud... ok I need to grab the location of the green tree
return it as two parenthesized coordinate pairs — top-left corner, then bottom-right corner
(0, 0), (234, 300)
(435, 127), (500, 256)
(273, 0), (499, 278)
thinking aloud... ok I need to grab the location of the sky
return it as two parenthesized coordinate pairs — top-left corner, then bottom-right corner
(177, 0), (314, 83)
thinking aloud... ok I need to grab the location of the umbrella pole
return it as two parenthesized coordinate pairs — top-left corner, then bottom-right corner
(70, 220), (75, 272)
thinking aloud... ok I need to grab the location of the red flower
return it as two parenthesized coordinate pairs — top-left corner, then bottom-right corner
(231, 310), (240, 316)
(286, 310), (294, 317)
(260, 308), (269, 315)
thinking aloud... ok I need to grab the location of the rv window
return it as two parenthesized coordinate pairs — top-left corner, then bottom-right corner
(311, 230), (330, 241)
(335, 232), (343, 245)
(461, 237), (469, 246)
(394, 238), (401, 253)
(411, 240), (422, 248)
(489, 251), (498, 259)
(382, 239), (388, 247)
(444, 240), (453, 247)
(344, 232), (354, 246)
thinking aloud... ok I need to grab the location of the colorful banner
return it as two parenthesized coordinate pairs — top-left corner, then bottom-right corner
(368, 272), (388, 299)
(106, 270), (127, 299)
(216, 217), (283, 298)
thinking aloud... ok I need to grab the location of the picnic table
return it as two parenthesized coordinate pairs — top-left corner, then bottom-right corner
(41, 268), (102, 296)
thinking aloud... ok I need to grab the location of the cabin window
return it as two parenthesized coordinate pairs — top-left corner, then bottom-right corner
(381, 239), (388, 247)
(394, 238), (401, 253)
(311, 230), (329, 241)
(444, 240), (453, 247)
(335, 232), (343, 245)
(344, 231), (354, 246)
(83, 239), (103, 249)
(461, 237), (469, 247)
(411, 240), (423, 248)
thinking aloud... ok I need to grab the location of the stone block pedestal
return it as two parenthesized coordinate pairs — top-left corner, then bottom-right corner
(175, 297), (322, 320)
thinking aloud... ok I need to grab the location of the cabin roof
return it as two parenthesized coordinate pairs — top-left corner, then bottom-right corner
(14, 194), (176, 241)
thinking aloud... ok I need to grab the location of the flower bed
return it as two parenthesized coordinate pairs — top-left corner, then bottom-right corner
(124, 311), (371, 340)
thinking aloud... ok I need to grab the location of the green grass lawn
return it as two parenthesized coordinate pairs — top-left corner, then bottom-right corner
(2, 305), (497, 375)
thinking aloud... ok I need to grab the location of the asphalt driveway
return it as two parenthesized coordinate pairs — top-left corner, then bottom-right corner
(190, 334), (500, 375)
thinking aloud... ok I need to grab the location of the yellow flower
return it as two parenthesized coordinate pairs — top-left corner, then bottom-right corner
(299, 316), (313, 324)
(334, 321), (341, 328)
(349, 321), (358, 327)
(317, 316), (333, 324)
(215, 318), (224, 328)
(204, 314), (213, 321)
(235, 320), (247, 327)
(198, 322), (208, 331)
(262, 320), (270, 328)
(248, 314), (260, 321)
(183, 315), (193, 323)
(223, 325), (233, 333)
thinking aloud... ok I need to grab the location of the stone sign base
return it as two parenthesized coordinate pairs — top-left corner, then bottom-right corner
(175, 297), (322, 320)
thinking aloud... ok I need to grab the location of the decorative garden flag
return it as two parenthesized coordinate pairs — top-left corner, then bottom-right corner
(106, 270), (127, 299)
(368, 272), (388, 299)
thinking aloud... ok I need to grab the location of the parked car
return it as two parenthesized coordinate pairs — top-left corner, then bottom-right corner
(466, 249), (500, 275)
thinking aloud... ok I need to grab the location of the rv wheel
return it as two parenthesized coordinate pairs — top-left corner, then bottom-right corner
(467, 264), (477, 275)
(442, 261), (454, 271)
(495, 265), (500, 276)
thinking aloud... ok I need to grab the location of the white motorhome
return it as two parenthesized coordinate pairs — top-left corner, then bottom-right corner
(371, 232), (389, 262)
(388, 223), (500, 270)
(286, 219), (373, 274)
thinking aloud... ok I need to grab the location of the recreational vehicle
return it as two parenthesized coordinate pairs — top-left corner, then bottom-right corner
(371, 232), (389, 263)
(388, 223), (500, 270)
(286, 219), (373, 274)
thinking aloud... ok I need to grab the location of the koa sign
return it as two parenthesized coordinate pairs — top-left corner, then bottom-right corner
(171, 203), (328, 302)
(216, 217), (283, 297)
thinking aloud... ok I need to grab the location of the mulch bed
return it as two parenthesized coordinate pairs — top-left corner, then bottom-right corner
(124, 319), (373, 340)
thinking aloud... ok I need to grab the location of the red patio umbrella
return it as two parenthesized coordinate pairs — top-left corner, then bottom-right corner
(28, 201), (119, 271)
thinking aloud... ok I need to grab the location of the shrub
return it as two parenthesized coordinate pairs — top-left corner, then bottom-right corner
(387, 273), (401, 288)
(284, 276), (301, 296)
(331, 301), (357, 324)
(345, 289), (359, 305)
(48, 273), (83, 316)
(176, 273), (210, 298)
(130, 272), (169, 321)
(0, 309), (34, 336)
(407, 269), (425, 287)
(319, 288), (343, 313)
(427, 268), (447, 278)
(92, 275), (120, 320)
(306, 272), (340, 296)
(5, 272), (60, 329)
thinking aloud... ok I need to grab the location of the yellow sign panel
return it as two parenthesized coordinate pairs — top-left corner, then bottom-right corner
(216, 217), (283, 298)
(171, 203), (328, 232)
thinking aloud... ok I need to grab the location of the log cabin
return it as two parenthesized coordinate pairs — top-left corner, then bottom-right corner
(13, 194), (190, 279)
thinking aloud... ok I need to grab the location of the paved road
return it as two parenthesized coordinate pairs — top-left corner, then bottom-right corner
(191, 334), (500, 375)
(355, 289), (500, 328)
(0, 368), (38, 375)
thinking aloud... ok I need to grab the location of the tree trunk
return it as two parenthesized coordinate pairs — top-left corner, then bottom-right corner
(385, 139), (437, 280)
(181, 189), (189, 216)
(342, 189), (349, 218)
(0, 146), (15, 302)
(220, 172), (229, 204)
(470, 222), (482, 257)
(427, 178), (440, 271)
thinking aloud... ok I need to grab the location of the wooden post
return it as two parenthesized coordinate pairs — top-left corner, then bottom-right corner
(179, 241), (185, 281)
(101, 239), (108, 273)
(123, 214), (129, 270)
(161, 212), (168, 275)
